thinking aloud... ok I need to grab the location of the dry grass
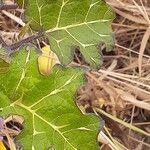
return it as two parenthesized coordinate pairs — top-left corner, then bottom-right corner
(77, 0), (150, 149)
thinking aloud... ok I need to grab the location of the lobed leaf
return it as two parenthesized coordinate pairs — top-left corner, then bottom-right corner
(25, 0), (115, 68)
(0, 48), (100, 150)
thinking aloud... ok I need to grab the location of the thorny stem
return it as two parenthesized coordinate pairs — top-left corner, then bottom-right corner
(0, 4), (18, 10)
(0, 31), (45, 53)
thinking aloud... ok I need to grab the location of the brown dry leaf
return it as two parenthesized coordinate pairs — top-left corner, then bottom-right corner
(138, 26), (150, 76)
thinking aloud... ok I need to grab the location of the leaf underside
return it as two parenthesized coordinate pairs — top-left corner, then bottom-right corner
(0, 48), (100, 150)
(25, 0), (115, 68)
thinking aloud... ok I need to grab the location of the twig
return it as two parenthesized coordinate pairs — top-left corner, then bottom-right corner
(0, 4), (18, 10)
(0, 31), (45, 52)
(1, 10), (25, 26)
(95, 108), (150, 137)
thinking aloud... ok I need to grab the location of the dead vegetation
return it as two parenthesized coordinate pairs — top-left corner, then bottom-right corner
(77, 0), (150, 149)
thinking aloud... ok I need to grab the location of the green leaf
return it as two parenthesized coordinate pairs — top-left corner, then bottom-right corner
(0, 48), (100, 150)
(24, 0), (115, 68)
(15, 0), (24, 7)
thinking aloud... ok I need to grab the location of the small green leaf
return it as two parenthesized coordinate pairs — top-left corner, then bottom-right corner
(15, 0), (24, 7)
(24, 0), (115, 68)
(0, 48), (100, 150)
(0, 58), (9, 74)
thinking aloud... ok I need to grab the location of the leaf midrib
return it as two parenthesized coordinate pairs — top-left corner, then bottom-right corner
(46, 19), (111, 34)
(16, 102), (78, 150)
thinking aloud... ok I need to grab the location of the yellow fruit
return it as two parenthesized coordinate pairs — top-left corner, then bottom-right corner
(0, 141), (6, 150)
(38, 45), (60, 76)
